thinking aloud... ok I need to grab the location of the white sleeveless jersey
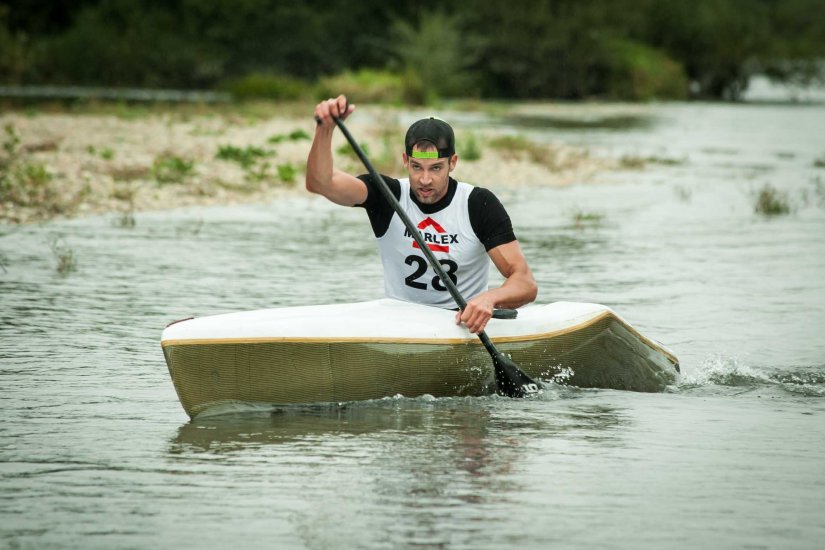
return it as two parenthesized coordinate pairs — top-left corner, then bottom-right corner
(377, 179), (489, 308)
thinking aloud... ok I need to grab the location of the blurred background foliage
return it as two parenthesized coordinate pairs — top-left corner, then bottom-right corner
(1, 0), (823, 102)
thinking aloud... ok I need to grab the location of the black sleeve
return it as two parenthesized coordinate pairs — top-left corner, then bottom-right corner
(468, 187), (517, 251)
(354, 174), (401, 238)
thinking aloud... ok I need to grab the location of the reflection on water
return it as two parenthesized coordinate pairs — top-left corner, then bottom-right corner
(168, 396), (630, 544)
(171, 399), (628, 454)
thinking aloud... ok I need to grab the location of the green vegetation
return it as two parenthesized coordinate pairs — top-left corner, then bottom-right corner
(389, 10), (478, 102)
(336, 142), (369, 161)
(489, 135), (542, 160)
(620, 155), (647, 169)
(605, 39), (689, 100)
(115, 209), (136, 228)
(267, 130), (311, 144)
(49, 238), (77, 276)
(152, 152), (194, 184)
(571, 209), (605, 228)
(335, 132), (400, 175)
(620, 153), (686, 169)
(216, 145), (274, 169)
(3, 0), (821, 101)
(754, 184), (791, 216)
(276, 163), (297, 184)
(221, 73), (312, 101)
(215, 142), (302, 185)
(87, 145), (115, 160)
(100, 147), (115, 160)
(108, 165), (150, 182)
(2, 122), (20, 160)
(811, 176), (825, 207)
(460, 133), (482, 162)
(488, 135), (566, 169)
(316, 69), (418, 105)
(1, 123), (63, 217)
(814, 155), (825, 168)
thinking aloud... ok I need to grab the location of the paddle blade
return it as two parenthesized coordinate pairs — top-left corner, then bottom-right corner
(493, 352), (540, 398)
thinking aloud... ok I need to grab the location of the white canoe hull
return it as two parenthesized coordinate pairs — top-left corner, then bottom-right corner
(161, 299), (679, 418)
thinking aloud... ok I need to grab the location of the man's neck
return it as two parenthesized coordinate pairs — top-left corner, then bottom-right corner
(411, 178), (458, 213)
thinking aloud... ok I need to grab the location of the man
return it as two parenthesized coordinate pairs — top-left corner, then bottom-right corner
(306, 95), (537, 335)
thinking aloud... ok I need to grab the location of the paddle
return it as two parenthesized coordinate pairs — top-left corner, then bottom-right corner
(330, 115), (540, 398)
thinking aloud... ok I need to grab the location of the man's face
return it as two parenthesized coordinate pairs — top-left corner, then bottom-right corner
(403, 144), (457, 205)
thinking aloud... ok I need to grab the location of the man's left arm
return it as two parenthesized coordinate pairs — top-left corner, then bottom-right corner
(456, 240), (537, 334)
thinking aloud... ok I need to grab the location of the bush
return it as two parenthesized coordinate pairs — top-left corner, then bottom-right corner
(460, 133), (482, 161)
(605, 39), (689, 100)
(0, 13), (27, 84)
(222, 73), (312, 101)
(316, 68), (424, 105)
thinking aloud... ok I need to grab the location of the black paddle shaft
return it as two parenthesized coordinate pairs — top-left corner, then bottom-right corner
(332, 116), (539, 397)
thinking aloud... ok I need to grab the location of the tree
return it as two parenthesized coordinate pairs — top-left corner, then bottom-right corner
(388, 10), (480, 101)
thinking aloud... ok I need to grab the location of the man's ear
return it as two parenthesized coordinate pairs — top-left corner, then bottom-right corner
(449, 154), (458, 171)
(402, 152), (409, 167)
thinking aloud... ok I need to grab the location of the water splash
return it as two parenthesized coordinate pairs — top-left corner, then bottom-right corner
(682, 354), (773, 387)
(769, 368), (825, 397)
(678, 354), (825, 397)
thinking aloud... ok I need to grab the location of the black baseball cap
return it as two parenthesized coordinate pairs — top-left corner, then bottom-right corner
(405, 117), (455, 159)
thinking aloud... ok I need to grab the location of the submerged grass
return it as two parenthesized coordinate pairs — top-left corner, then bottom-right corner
(571, 209), (605, 228)
(754, 184), (791, 216)
(49, 238), (77, 275)
(620, 153), (685, 169)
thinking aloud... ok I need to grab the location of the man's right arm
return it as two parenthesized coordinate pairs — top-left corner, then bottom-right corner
(305, 95), (368, 206)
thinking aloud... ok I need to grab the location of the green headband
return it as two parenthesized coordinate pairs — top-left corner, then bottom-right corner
(410, 151), (440, 159)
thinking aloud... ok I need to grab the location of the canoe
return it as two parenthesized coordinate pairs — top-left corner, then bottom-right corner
(161, 299), (679, 418)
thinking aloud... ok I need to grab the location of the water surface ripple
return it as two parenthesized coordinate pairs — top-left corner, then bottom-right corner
(2, 102), (824, 549)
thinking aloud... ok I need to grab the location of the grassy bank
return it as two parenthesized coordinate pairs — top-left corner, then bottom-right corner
(1, 101), (635, 224)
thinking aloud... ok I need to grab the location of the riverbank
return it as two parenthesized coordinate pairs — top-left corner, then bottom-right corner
(0, 102), (633, 224)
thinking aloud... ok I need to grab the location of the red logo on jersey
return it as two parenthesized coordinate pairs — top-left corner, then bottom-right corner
(405, 216), (457, 253)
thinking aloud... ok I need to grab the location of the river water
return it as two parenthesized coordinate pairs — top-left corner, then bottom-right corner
(2, 101), (824, 549)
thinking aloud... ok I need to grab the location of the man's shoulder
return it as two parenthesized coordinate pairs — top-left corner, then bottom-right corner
(465, 185), (515, 250)
(356, 174), (402, 205)
(466, 185), (506, 212)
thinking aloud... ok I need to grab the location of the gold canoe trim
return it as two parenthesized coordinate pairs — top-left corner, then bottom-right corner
(161, 310), (678, 365)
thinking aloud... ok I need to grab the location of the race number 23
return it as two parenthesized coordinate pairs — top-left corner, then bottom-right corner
(404, 255), (457, 291)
